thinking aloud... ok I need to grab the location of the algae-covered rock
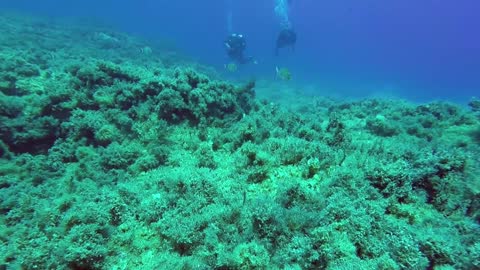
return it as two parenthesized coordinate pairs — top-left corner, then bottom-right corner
(468, 97), (480, 112)
(1, 13), (480, 270)
(366, 114), (400, 137)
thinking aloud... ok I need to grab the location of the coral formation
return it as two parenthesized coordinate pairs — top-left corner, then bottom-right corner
(0, 13), (479, 270)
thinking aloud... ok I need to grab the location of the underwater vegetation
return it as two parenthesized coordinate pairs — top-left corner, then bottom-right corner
(0, 13), (480, 270)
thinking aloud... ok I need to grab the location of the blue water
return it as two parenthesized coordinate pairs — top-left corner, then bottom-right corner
(2, 0), (479, 102)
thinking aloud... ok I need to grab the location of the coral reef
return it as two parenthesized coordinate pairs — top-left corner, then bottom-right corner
(1, 13), (479, 270)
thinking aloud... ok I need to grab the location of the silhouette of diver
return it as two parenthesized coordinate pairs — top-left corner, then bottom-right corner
(275, 28), (296, 55)
(224, 33), (256, 65)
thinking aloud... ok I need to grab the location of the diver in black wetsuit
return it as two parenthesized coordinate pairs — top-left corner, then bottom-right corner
(275, 28), (297, 55)
(224, 33), (256, 64)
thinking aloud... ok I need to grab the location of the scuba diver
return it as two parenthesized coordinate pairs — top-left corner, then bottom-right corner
(275, 28), (297, 55)
(224, 33), (256, 65)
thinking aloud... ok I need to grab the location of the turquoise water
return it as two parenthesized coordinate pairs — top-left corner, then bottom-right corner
(0, 2), (479, 269)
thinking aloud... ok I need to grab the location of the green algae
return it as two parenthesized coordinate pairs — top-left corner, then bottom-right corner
(0, 13), (479, 270)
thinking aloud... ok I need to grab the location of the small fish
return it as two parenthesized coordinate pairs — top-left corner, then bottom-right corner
(224, 62), (238, 72)
(275, 66), (292, 81)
